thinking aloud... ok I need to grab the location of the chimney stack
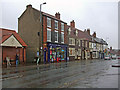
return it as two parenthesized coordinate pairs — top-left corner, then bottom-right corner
(87, 28), (90, 35)
(70, 20), (75, 28)
(55, 12), (60, 19)
(92, 32), (96, 38)
(26, 4), (32, 9)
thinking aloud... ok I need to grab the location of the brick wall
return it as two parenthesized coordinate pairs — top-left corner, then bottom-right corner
(2, 47), (26, 65)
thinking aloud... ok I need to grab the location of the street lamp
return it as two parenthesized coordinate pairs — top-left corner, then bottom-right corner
(39, 2), (46, 64)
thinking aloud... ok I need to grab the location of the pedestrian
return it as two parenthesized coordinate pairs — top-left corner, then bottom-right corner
(16, 54), (19, 66)
(67, 57), (69, 61)
(6, 56), (11, 66)
(51, 56), (54, 63)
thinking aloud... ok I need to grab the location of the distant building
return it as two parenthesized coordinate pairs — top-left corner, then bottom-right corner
(0, 28), (27, 65)
(67, 20), (92, 60)
(91, 32), (108, 59)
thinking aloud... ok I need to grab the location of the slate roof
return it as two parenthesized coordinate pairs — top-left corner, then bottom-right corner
(92, 37), (108, 45)
(68, 26), (92, 41)
(31, 7), (67, 24)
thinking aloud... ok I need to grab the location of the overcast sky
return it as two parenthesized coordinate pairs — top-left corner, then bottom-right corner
(0, 0), (119, 49)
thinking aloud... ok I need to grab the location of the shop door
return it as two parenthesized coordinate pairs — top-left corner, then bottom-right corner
(75, 50), (77, 59)
(82, 51), (85, 60)
(90, 52), (92, 59)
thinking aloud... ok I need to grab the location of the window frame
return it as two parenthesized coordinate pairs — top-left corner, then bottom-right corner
(47, 28), (51, 42)
(61, 32), (64, 43)
(55, 30), (58, 43)
(47, 17), (51, 28)
(69, 38), (75, 45)
(61, 23), (64, 31)
(69, 48), (75, 56)
(55, 20), (58, 30)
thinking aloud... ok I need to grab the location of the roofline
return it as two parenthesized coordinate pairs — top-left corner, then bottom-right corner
(32, 7), (67, 24)
(2, 34), (12, 43)
(0, 28), (16, 32)
(2, 34), (27, 47)
(67, 25), (84, 32)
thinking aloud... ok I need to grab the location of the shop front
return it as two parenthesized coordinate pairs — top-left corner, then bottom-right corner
(47, 42), (67, 63)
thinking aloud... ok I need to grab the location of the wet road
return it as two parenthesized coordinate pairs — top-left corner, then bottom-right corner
(2, 59), (119, 88)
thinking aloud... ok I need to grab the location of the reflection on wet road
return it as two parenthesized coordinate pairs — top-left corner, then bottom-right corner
(2, 59), (119, 88)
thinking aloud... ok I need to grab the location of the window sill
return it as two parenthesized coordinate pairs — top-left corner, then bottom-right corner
(47, 40), (51, 42)
(55, 41), (58, 43)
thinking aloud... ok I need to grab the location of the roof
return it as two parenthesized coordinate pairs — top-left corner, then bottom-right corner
(92, 36), (108, 45)
(0, 28), (27, 47)
(68, 26), (92, 41)
(28, 6), (67, 24)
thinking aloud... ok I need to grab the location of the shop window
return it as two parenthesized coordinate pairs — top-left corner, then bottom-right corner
(50, 47), (56, 62)
(61, 48), (65, 60)
(47, 17), (51, 28)
(50, 47), (66, 62)
(55, 20), (58, 30)
(47, 28), (51, 42)
(69, 48), (75, 56)
(56, 47), (61, 61)
(55, 31), (58, 43)
(61, 32), (64, 43)
(61, 23), (64, 31)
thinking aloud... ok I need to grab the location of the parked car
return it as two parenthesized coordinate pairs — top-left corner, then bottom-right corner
(111, 55), (116, 59)
(116, 56), (120, 59)
(104, 55), (111, 60)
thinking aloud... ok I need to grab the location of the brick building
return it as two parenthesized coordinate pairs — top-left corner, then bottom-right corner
(18, 4), (109, 63)
(18, 5), (68, 63)
(67, 20), (92, 60)
(0, 28), (27, 65)
(91, 32), (108, 59)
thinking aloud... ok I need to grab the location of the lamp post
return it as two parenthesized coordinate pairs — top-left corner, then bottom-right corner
(39, 2), (46, 64)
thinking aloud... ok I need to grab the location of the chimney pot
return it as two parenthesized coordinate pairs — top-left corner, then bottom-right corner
(87, 28), (90, 35)
(55, 12), (60, 19)
(70, 20), (75, 28)
(92, 32), (96, 38)
(26, 4), (32, 9)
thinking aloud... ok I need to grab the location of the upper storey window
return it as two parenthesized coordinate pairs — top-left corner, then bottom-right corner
(47, 17), (51, 28)
(61, 23), (64, 31)
(68, 27), (71, 35)
(55, 20), (58, 30)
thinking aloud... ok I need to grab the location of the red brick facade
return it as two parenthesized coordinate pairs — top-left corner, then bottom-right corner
(2, 47), (26, 65)
(1, 28), (27, 66)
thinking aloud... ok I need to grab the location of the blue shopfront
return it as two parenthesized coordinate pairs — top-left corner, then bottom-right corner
(47, 42), (67, 63)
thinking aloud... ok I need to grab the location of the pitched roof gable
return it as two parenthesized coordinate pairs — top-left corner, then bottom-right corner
(32, 7), (67, 23)
(0, 28), (27, 47)
(68, 26), (92, 41)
